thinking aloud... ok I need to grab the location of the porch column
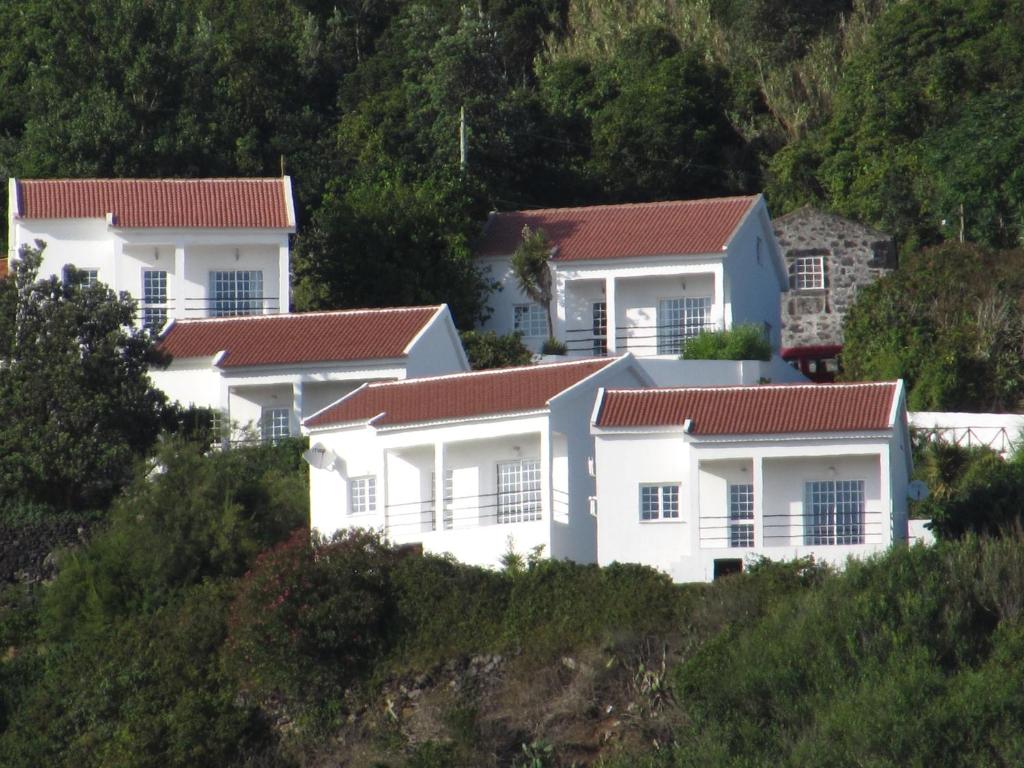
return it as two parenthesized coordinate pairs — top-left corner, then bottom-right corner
(879, 448), (893, 546)
(753, 455), (765, 548)
(174, 243), (187, 319)
(540, 427), (552, 523)
(277, 243), (290, 314)
(433, 441), (446, 530)
(712, 263), (726, 331)
(291, 380), (304, 436)
(605, 276), (617, 353)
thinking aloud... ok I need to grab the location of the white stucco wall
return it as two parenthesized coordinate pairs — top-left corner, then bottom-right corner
(405, 310), (470, 377)
(10, 218), (291, 319)
(594, 427), (904, 583)
(722, 204), (786, 350)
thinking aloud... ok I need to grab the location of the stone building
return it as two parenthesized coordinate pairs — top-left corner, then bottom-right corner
(773, 207), (896, 381)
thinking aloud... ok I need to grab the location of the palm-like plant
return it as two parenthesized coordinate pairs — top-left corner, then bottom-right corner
(511, 225), (555, 343)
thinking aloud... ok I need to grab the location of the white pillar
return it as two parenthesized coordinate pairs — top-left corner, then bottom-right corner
(174, 244), (187, 319)
(434, 442), (446, 531)
(540, 427), (552, 525)
(753, 455), (765, 548)
(277, 243), (290, 314)
(291, 380), (304, 436)
(713, 263), (727, 331)
(605, 276), (617, 353)
(879, 449), (892, 546)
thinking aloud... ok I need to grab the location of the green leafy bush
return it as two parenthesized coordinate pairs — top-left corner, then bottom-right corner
(459, 330), (533, 370)
(225, 529), (400, 705)
(681, 323), (772, 361)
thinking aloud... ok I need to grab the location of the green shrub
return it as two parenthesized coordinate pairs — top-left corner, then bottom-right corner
(225, 528), (400, 705)
(681, 324), (771, 361)
(459, 330), (533, 369)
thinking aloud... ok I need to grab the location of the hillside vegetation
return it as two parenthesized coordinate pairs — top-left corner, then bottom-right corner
(4, 437), (1024, 766)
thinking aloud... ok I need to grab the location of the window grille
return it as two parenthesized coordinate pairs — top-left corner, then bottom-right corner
(729, 483), (754, 547)
(211, 270), (263, 316)
(350, 476), (377, 514)
(497, 459), (541, 523)
(804, 479), (865, 545)
(592, 301), (607, 354)
(63, 266), (99, 288)
(657, 297), (712, 354)
(260, 408), (290, 442)
(142, 269), (168, 330)
(789, 256), (825, 290)
(430, 469), (455, 530)
(639, 484), (680, 521)
(513, 303), (547, 338)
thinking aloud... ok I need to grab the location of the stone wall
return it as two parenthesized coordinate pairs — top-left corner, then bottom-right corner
(0, 516), (92, 583)
(773, 207), (896, 349)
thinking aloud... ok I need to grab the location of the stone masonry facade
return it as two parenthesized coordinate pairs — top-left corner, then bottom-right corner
(773, 207), (896, 350)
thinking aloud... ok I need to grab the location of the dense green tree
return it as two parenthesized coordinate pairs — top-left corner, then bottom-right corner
(841, 242), (1024, 412)
(0, 246), (167, 511)
(459, 330), (533, 369)
(682, 324), (772, 361)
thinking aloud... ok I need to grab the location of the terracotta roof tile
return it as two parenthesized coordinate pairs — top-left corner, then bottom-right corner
(476, 196), (759, 262)
(15, 178), (293, 229)
(157, 306), (442, 368)
(595, 382), (899, 434)
(305, 358), (615, 429)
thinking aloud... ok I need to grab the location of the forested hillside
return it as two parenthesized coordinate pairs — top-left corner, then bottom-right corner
(3, 0), (1022, 326)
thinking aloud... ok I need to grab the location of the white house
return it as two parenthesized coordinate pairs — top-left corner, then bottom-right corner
(152, 305), (468, 441)
(475, 195), (787, 357)
(303, 355), (653, 567)
(7, 177), (296, 326)
(591, 381), (911, 582)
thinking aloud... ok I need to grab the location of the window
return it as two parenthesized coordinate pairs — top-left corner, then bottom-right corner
(657, 297), (712, 354)
(141, 270), (168, 330)
(804, 479), (865, 545)
(639, 484), (680, 521)
(513, 303), (547, 338)
(63, 266), (99, 288)
(497, 459), (541, 524)
(430, 469), (455, 530)
(211, 270), (263, 317)
(592, 301), (607, 355)
(350, 476), (377, 514)
(260, 408), (290, 442)
(789, 256), (825, 290)
(729, 483), (754, 548)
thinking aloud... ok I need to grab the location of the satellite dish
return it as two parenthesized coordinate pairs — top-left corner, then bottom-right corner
(907, 480), (929, 502)
(302, 443), (337, 471)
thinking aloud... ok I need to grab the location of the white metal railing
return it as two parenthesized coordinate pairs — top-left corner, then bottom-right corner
(698, 509), (886, 549)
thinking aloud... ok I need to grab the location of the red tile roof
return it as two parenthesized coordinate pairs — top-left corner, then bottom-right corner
(305, 358), (616, 429)
(595, 382), (900, 435)
(14, 178), (293, 229)
(476, 196), (760, 262)
(157, 306), (443, 368)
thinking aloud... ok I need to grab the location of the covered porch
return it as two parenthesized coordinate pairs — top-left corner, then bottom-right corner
(555, 263), (725, 357)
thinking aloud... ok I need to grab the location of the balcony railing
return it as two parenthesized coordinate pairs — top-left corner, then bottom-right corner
(382, 487), (564, 534)
(697, 509), (886, 549)
(563, 321), (720, 355)
(132, 296), (282, 326)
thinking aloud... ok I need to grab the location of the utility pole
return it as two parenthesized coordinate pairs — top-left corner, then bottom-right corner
(459, 107), (468, 172)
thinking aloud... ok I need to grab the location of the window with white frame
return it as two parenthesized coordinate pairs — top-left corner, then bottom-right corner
(211, 270), (263, 316)
(350, 476), (377, 514)
(789, 256), (825, 290)
(804, 479), (865, 545)
(63, 266), (99, 288)
(430, 469), (455, 530)
(592, 301), (607, 355)
(729, 483), (754, 548)
(141, 269), (168, 330)
(513, 303), (547, 338)
(260, 408), (290, 442)
(639, 483), (680, 521)
(657, 297), (712, 354)
(497, 459), (541, 524)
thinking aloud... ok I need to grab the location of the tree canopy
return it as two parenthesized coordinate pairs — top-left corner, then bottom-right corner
(0, 246), (168, 511)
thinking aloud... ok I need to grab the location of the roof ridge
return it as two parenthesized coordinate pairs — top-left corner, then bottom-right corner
(606, 381), (897, 394)
(168, 306), (442, 326)
(363, 357), (614, 389)
(19, 177), (284, 184)
(491, 196), (759, 217)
